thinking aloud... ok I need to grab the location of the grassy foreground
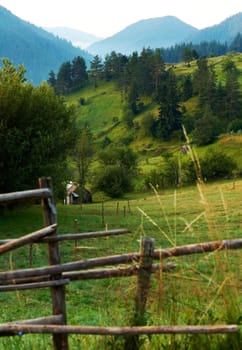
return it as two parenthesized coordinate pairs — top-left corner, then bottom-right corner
(0, 179), (241, 349)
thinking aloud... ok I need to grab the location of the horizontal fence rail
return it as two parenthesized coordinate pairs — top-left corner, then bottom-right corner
(0, 316), (64, 337)
(0, 324), (238, 336)
(0, 229), (131, 245)
(0, 225), (57, 255)
(0, 188), (52, 203)
(0, 279), (70, 292)
(154, 238), (242, 258)
(0, 238), (240, 285)
(0, 263), (177, 286)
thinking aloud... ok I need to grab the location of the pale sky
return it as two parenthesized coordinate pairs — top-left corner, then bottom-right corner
(0, 0), (241, 38)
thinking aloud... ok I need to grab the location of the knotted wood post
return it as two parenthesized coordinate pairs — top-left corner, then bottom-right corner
(125, 237), (155, 350)
(39, 177), (68, 350)
(134, 237), (155, 323)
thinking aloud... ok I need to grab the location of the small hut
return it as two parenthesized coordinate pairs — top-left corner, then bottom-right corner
(66, 182), (79, 204)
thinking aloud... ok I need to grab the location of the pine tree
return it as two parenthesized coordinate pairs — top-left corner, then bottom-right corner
(193, 57), (217, 112)
(223, 58), (241, 122)
(153, 70), (182, 140)
(71, 56), (88, 90)
(56, 61), (72, 94)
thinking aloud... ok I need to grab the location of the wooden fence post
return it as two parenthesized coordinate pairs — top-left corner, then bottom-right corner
(39, 177), (68, 350)
(74, 219), (78, 249)
(116, 202), (119, 215)
(125, 237), (155, 350)
(128, 200), (131, 214)
(101, 199), (105, 225)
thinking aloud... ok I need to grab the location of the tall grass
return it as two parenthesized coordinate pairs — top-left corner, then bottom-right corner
(0, 177), (241, 348)
(130, 135), (241, 350)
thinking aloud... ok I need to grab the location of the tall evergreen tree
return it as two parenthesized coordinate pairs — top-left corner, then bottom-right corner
(151, 48), (165, 97)
(56, 61), (72, 94)
(153, 69), (182, 140)
(223, 58), (241, 122)
(138, 47), (154, 95)
(90, 55), (103, 87)
(180, 74), (193, 101)
(71, 56), (88, 90)
(193, 57), (217, 112)
(47, 70), (57, 91)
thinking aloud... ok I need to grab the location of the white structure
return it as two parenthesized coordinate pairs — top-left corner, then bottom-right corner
(66, 182), (79, 204)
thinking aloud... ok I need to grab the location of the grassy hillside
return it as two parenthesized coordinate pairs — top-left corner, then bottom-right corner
(66, 53), (242, 174)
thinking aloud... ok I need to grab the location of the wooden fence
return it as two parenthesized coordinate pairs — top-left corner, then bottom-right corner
(0, 177), (241, 350)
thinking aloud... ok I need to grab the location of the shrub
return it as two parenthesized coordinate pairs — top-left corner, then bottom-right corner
(93, 165), (132, 198)
(200, 149), (237, 180)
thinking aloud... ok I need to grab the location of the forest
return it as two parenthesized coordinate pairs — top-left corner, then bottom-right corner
(49, 39), (242, 146)
(1, 42), (242, 200)
(46, 45), (242, 198)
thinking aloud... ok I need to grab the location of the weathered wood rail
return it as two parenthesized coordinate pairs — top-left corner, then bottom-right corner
(0, 177), (240, 350)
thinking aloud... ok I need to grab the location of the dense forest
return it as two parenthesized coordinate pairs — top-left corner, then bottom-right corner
(48, 36), (242, 147)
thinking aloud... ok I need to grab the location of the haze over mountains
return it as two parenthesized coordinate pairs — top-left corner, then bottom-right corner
(45, 13), (242, 57)
(0, 3), (242, 84)
(45, 27), (102, 49)
(88, 16), (198, 56)
(87, 13), (242, 56)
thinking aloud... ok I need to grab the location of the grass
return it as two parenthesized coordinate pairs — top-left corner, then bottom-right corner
(0, 178), (241, 349)
(67, 81), (123, 133)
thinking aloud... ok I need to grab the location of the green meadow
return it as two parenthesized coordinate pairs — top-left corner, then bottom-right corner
(0, 178), (241, 349)
(0, 53), (241, 349)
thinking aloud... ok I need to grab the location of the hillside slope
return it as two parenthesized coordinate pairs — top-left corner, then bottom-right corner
(66, 53), (242, 169)
(0, 6), (92, 84)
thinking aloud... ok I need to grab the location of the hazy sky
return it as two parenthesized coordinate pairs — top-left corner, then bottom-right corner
(0, 0), (241, 37)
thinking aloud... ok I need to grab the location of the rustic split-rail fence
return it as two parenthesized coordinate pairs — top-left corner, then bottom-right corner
(0, 177), (241, 349)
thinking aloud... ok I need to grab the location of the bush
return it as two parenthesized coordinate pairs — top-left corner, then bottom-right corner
(200, 149), (237, 180)
(94, 165), (132, 198)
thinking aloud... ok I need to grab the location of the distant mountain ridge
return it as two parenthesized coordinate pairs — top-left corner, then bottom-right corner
(87, 13), (242, 57)
(0, 6), (92, 84)
(44, 27), (102, 49)
(186, 12), (242, 44)
(87, 16), (198, 56)
(1, 4), (242, 84)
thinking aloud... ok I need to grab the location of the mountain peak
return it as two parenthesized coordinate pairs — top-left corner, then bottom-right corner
(88, 15), (198, 56)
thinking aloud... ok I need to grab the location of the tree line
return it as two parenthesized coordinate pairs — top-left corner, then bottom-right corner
(44, 38), (242, 198)
(0, 56), (240, 199)
(49, 45), (242, 145)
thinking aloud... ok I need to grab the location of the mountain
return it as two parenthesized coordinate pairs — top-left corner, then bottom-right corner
(87, 16), (198, 57)
(0, 6), (92, 84)
(87, 13), (242, 57)
(185, 13), (242, 44)
(44, 27), (102, 49)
